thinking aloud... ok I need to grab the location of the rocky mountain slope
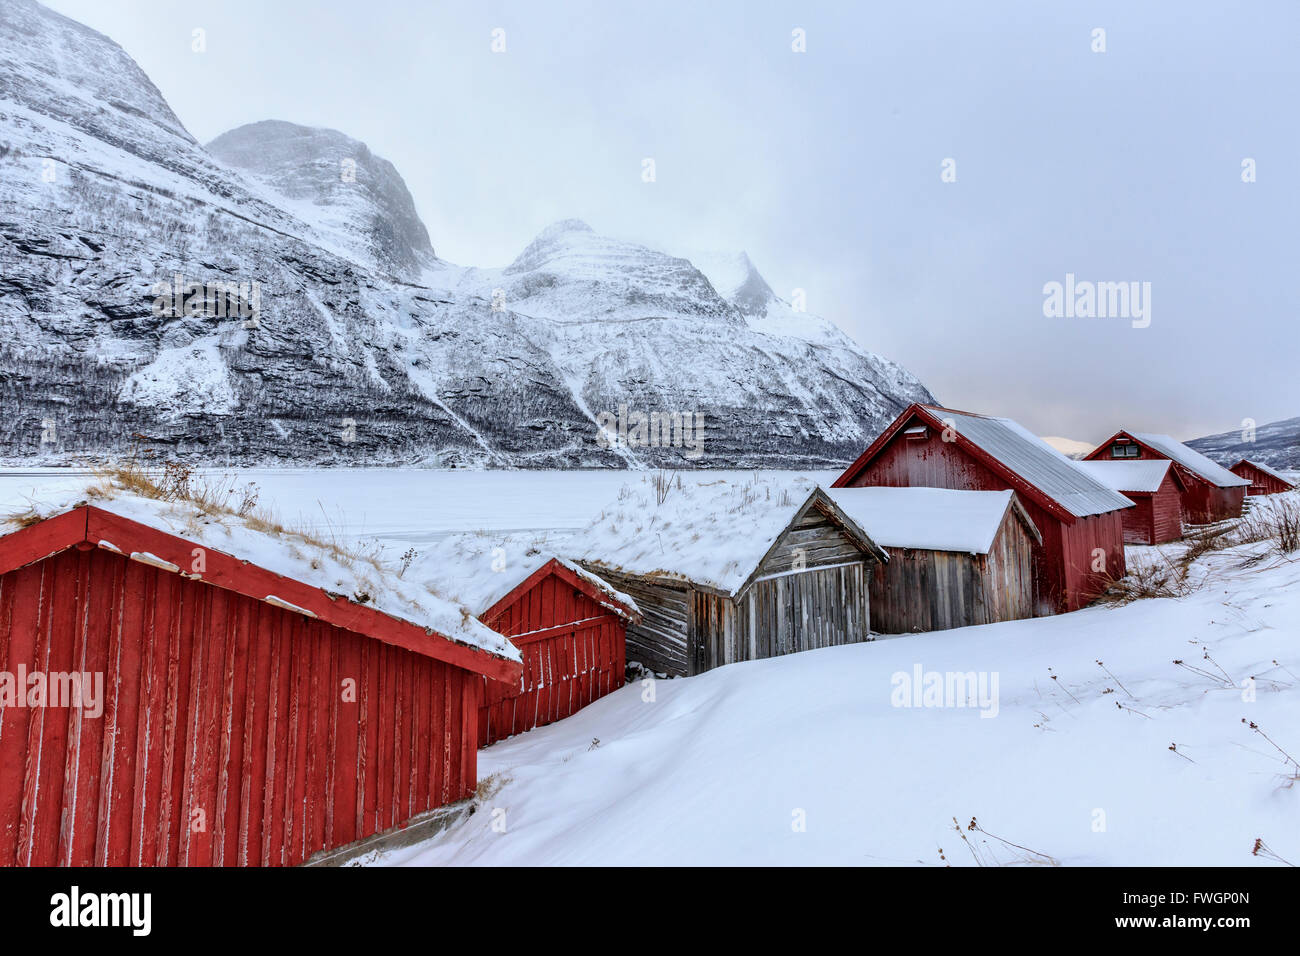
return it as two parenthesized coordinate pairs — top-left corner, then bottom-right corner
(1187, 416), (1300, 471)
(0, 0), (933, 468)
(207, 120), (437, 281)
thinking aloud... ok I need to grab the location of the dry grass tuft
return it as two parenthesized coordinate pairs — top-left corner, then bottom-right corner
(1178, 525), (1236, 568)
(651, 469), (675, 506)
(943, 815), (1060, 867)
(5, 507), (44, 529)
(473, 771), (512, 802)
(1104, 496), (1300, 604)
(1100, 554), (1192, 605)
(88, 460), (401, 585)
(1237, 496), (1300, 556)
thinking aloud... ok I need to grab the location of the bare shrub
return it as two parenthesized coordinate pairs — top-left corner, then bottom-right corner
(944, 816), (1059, 867)
(1101, 554), (1192, 605)
(398, 547), (418, 577)
(1237, 496), (1300, 556)
(1177, 525), (1235, 570)
(234, 481), (260, 518)
(88, 461), (396, 580)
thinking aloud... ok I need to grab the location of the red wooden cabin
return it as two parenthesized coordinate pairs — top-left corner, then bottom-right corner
(1084, 431), (1247, 524)
(1230, 459), (1295, 497)
(833, 403), (1134, 613)
(0, 504), (520, 867)
(414, 541), (639, 747)
(476, 559), (638, 746)
(1075, 460), (1186, 544)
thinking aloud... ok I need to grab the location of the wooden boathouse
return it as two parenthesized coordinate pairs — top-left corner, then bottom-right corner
(569, 476), (887, 677)
(416, 537), (639, 746)
(0, 498), (519, 867)
(833, 403), (1134, 613)
(828, 487), (1041, 634)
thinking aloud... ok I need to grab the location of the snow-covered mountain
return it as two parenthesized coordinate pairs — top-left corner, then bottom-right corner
(207, 120), (437, 281)
(0, 0), (934, 468)
(1187, 416), (1300, 470)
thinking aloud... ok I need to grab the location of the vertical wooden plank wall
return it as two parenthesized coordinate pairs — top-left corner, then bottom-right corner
(0, 547), (478, 868)
(691, 562), (870, 673)
(477, 573), (626, 747)
(842, 428), (1133, 613)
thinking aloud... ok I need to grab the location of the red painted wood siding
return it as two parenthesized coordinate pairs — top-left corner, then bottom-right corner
(0, 546), (480, 867)
(1158, 473), (1243, 524)
(1121, 495), (1154, 545)
(841, 424), (1125, 612)
(1058, 511), (1125, 609)
(1150, 473), (1184, 543)
(1118, 473), (1190, 541)
(477, 572), (626, 747)
(1231, 463), (1293, 497)
(1087, 436), (1244, 523)
(1119, 473), (1183, 545)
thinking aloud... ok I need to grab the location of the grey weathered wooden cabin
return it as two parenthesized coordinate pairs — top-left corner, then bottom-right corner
(829, 487), (1041, 634)
(570, 481), (888, 677)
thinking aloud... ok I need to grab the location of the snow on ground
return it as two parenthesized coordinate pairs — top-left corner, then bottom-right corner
(0, 468), (838, 545)
(376, 533), (1300, 867)
(2, 468), (1296, 865)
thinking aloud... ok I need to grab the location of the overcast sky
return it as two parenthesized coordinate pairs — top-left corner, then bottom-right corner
(45, 0), (1300, 443)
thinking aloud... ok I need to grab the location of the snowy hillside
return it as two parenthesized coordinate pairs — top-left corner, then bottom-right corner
(1188, 416), (1300, 471)
(0, 0), (933, 469)
(377, 525), (1300, 866)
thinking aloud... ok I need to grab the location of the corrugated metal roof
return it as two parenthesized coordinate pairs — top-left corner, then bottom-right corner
(926, 406), (1135, 517)
(1074, 460), (1172, 494)
(1130, 432), (1250, 488)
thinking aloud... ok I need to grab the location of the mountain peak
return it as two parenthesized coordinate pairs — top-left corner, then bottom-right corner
(206, 120), (435, 280)
(1, 1), (936, 468)
(0, 0), (195, 149)
(689, 251), (776, 317)
(539, 218), (595, 237)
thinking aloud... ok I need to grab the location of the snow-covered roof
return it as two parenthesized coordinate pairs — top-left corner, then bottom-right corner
(411, 532), (638, 620)
(1235, 459), (1295, 486)
(827, 487), (1037, 555)
(1, 482), (520, 663)
(1127, 432), (1250, 488)
(923, 407), (1135, 518)
(1073, 459), (1174, 494)
(567, 475), (884, 597)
